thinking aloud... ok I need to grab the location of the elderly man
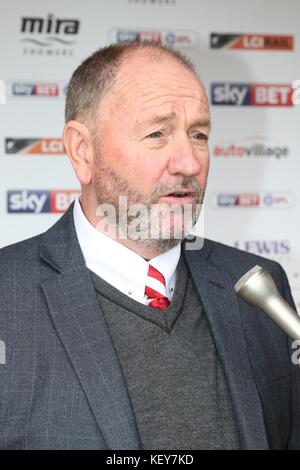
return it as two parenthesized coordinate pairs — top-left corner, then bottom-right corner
(0, 43), (299, 450)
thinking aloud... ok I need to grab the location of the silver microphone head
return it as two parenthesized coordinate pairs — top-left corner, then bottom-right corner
(234, 265), (279, 311)
(234, 265), (300, 341)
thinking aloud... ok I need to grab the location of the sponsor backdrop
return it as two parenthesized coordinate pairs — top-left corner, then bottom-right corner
(0, 0), (299, 310)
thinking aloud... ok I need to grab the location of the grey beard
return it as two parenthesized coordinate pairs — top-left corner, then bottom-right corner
(93, 153), (204, 253)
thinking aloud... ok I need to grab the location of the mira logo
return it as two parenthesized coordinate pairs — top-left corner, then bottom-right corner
(21, 14), (79, 35)
(7, 190), (80, 213)
(211, 83), (293, 106)
(5, 138), (66, 155)
(213, 137), (289, 159)
(210, 33), (294, 51)
(20, 13), (80, 56)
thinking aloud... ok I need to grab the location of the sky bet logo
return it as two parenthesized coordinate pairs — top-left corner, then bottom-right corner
(7, 190), (80, 214)
(8, 81), (67, 98)
(211, 83), (293, 106)
(212, 192), (296, 209)
(109, 28), (197, 47)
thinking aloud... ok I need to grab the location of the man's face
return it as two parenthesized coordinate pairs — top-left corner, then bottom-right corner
(91, 52), (211, 252)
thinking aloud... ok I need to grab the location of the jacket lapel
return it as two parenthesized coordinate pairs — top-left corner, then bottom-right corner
(184, 242), (268, 449)
(39, 204), (141, 450)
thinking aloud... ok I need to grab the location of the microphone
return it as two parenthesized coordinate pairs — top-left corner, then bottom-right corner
(234, 265), (300, 341)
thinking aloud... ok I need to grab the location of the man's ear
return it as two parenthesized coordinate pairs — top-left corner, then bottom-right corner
(63, 120), (94, 185)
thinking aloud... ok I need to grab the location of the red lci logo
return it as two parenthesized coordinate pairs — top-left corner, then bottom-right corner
(233, 34), (294, 50)
(26, 138), (65, 154)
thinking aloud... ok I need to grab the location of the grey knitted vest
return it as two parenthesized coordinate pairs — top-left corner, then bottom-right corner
(88, 254), (240, 449)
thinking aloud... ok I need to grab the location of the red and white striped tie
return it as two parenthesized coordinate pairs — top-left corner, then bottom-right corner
(145, 264), (170, 310)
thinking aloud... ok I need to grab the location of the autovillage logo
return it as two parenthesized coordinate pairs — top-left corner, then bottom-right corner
(5, 138), (66, 155)
(7, 81), (67, 98)
(211, 82), (293, 106)
(20, 13), (80, 57)
(7, 190), (80, 214)
(211, 192), (296, 209)
(109, 28), (198, 47)
(210, 33), (294, 51)
(212, 137), (290, 160)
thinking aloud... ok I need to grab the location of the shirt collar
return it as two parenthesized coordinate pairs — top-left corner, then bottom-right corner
(73, 197), (181, 303)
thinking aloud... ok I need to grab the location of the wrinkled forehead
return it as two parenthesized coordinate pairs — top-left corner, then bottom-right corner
(100, 52), (209, 118)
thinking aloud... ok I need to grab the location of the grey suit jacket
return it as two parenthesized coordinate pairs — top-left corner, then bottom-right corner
(0, 203), (299, 450)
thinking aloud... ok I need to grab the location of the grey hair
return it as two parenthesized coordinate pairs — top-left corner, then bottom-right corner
(65, 42), (198, 124)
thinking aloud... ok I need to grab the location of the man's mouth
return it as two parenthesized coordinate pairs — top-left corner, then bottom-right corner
(161, 189), (196, 198)
(159, 189), (196, 201)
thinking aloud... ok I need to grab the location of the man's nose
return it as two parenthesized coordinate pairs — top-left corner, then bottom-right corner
(166, 136), (203, 177)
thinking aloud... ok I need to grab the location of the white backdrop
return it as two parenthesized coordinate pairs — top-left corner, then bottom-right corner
(0, 0), (299, 310)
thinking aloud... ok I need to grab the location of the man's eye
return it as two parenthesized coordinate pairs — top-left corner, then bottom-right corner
(147, 131), (163, 138)
(193, 132), (208, 141)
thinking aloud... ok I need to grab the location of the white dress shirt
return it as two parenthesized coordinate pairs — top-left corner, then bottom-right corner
(73, 197), (181, 304)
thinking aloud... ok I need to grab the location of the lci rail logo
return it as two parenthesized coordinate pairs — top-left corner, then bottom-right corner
(211, 83), (293, 106)
(233, 240), (291, 256)
(212, 137), (290, 159)
(20, 13), (80, 57)
(5, 138), (66, 155)
(211, 192), (296, 209)
(7, 190), (80, 214)
(109, 29), (198, 47)
(7, 81), (67, 98)
(210, 33), (294, 51)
